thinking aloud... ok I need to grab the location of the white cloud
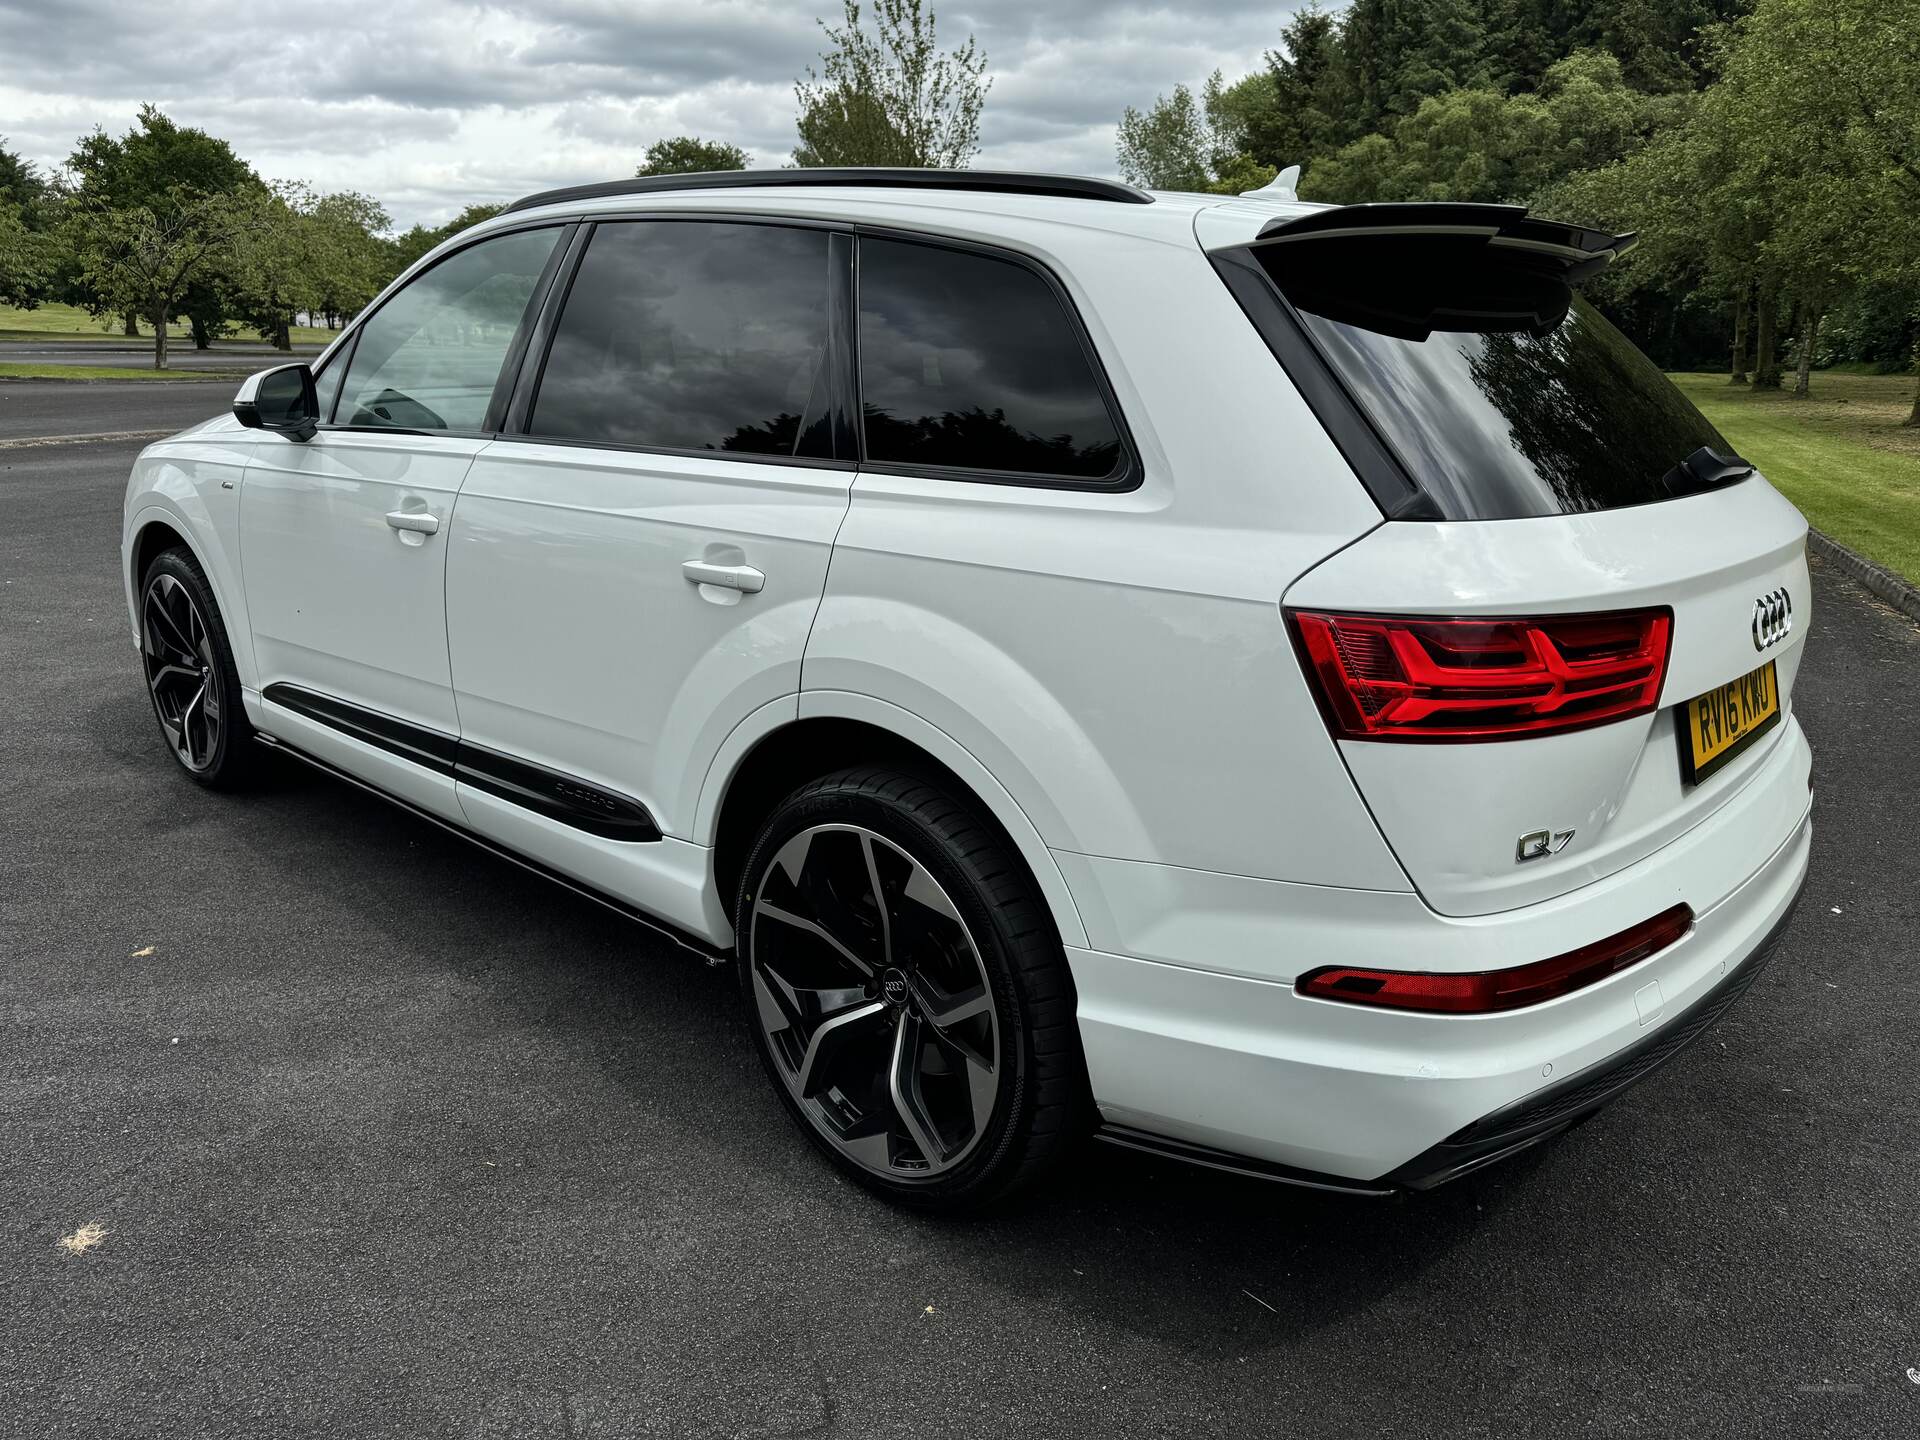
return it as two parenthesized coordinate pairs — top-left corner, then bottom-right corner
(0, 0), (1319, 228)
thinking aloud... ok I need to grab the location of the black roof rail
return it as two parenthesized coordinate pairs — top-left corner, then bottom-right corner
(503, 168), (1154, 214)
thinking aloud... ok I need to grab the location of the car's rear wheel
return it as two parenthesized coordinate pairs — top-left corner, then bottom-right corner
(734, 767), (1085, 1209)
(140, 547), (253, 788)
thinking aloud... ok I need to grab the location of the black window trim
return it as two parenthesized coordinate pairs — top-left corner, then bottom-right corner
(308, 206), (1138, 492)
(848, 224), (1142, 493)
(1210, 244), (1429, 520)
(498, 212), (862, 472)
(312, 217), (576, 441)
(499, 222), (592, 437)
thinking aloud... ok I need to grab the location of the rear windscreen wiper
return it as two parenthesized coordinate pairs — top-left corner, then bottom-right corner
(1662, 446), (1755, 498)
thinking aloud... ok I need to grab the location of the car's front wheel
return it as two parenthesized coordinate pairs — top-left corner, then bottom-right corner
(139, 546), (254, 788)
(734, 767), (1085, 1209)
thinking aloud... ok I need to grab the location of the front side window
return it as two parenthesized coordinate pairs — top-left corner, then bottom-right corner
(857, 238), (1123, 480)
(311, 349), (344, 424)
(336, 226), (560, 433)
(529, 221), (835, 457)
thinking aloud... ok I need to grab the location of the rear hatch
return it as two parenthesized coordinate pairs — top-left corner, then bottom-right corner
(1217, 206), (1810, 916)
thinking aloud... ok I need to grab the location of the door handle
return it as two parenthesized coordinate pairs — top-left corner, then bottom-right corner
(385, 509), (439, 535)
(681, 560), (765, 594)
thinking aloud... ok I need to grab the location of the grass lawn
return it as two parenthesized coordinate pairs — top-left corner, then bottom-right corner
(0, 302), (334, 347)
(0, 301), (189, 340)
(1672, 370), (1920, 585)
(0, 362), (212, 382)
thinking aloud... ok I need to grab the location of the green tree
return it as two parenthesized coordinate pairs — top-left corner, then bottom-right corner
(389, 202), (507, 273)
(0, 138), (57, 308)
(1498, 0), (1752, 96)
(1304, 51), (1689, 205)
(1724, 0), (1920, 416)
(0, 203), (57, 308)
(1209, 153), (1280, 197)
(1133, 0), (1749, 186)
(637, 136), (751, 176)
(61, 186), (262, 368)
(1115, 74), (1281, 194)
(306, 190), (392, 327)
(0, 138), (48, 211)
(1244, 5), (1349, 167)
(1116, 84), (1211, 191)
(64, 106), (258, 343)
(792, 0), (988, 168)
(1567, 0), (1920, 405)
(227, 182), (335, 350)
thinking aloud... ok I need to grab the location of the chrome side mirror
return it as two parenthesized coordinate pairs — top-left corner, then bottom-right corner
(233, 363), (319, 442)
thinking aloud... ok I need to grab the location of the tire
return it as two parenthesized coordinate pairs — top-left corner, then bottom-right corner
(138, 546), (255, 788)
(734, 766), (1087, 1210)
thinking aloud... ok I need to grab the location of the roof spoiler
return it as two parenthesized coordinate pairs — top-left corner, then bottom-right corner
(1252, 202), (1637, 279)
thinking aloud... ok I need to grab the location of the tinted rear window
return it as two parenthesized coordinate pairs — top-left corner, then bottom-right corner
(1257, 236), (1733, 519)
(857, 238), (1123, 481)
(531, 221), (834, 458)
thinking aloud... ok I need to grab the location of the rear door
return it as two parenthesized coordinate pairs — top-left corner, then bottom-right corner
(445, 218), (856, 886)
(1221, 216), (1811, 916)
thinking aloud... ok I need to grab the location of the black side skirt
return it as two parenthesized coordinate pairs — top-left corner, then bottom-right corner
(262, 683), (661, 842)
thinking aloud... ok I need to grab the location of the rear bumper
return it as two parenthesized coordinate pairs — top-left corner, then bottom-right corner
(1098, 872), (1790, 1192)
(1379, 878), (1801, 1189)
(1063, 723), (1813, 1187)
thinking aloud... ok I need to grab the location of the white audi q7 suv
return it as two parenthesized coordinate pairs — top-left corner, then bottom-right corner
(122, 169), (1812, 1209)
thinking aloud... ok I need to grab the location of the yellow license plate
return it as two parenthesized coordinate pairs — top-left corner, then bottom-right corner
(1680, 660), (1781, 783)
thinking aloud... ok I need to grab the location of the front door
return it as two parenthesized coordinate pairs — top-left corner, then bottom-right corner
(240, 224), (567, 818)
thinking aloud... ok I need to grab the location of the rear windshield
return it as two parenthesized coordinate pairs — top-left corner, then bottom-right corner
(1256, 236), (1734, 520)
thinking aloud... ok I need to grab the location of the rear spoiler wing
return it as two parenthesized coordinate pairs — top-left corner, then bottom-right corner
(1251, 203), (1636, 281)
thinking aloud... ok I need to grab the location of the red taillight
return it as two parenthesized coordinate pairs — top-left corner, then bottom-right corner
(1289, 607), (1672, 741)
(1295, 905), (1694, 1014)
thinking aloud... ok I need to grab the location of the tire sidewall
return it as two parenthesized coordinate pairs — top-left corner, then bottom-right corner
(141, 548), (249, 786)
(734, 778), (1038, 1205)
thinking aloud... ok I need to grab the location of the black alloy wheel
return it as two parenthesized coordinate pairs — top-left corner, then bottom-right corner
(140, 548), (252, 787)
(736, 768), (1085, 1209)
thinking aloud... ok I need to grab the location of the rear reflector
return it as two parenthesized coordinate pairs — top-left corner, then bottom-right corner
(1296, 904), (1694, 1014)
(1289, 607), (1672, 741)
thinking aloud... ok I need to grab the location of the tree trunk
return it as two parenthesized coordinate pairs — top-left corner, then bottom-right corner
(1792, 305), (1821, 397)
(273, 313), (292, 351)
(191, 313), (212, 350)
(1751, 289), (1781, 389)
(1729, 284), (1749, 384)
(1905, 338), (1920, 428)
(152, 298), (169, 370)
(122, 308), (140, 337)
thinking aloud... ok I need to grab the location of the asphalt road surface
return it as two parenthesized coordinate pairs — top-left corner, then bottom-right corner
(5, 383), (1918, 1438)
(0, 378), (236, 444)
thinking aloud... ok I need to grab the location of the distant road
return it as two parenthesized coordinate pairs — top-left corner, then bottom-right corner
(0, 338), (325, 373)
(0, 378), (232, 445)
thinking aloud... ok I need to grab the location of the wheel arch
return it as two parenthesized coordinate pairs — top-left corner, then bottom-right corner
(703, 697), (1089, 951)
(125, 497), (256, 691)
(130, 515), (193, 595)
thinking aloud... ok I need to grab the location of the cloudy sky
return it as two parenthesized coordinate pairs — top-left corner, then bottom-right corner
(3, 0), (1317, 229)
